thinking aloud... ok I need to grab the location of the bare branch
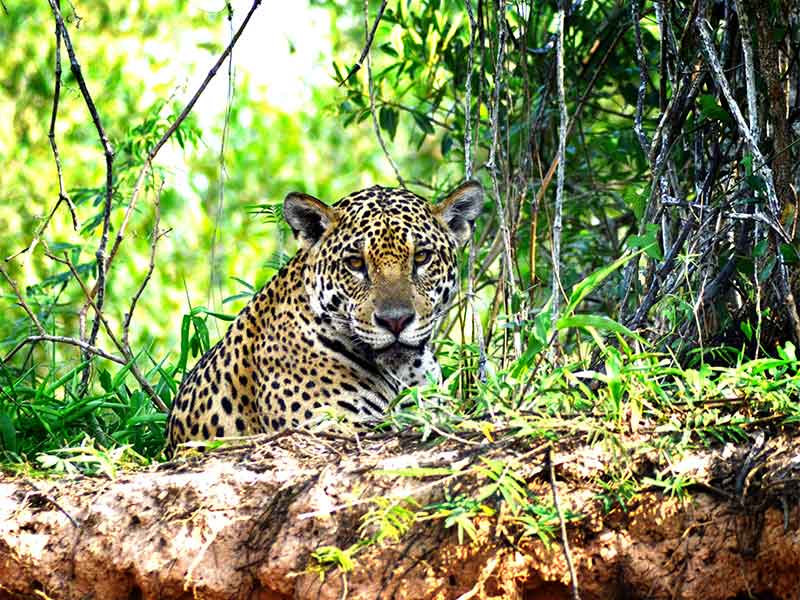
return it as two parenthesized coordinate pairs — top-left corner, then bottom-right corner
(0, 267), (46, 335)
(486, 1), (520, 359)
(105, 0), (264, 292)
(364, 0), (405, 188)
(733, 0), (759, 141)
(47, 0), (114, 368)
(122, 186), (166, 349)
(461, 0), (487, 383)
(547, 447), (581, 600)
(631, 0), (651, 155)
(551, 0), (568, 333)
(697, 16), (800, 344)
(3, 335), (125, 366)
(339, 0), (388, 86)
(463, 0), (477, 181)
(46, 248), (168, 413)
(5, 3), (78, 262)
(209, 1), (236, 327)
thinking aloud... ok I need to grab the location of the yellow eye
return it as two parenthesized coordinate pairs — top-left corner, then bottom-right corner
(345, 256), (365, 271)
(414, 249), (432, 267)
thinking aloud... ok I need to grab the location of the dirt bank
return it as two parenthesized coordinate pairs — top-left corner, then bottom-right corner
(0, 431), (797, 599)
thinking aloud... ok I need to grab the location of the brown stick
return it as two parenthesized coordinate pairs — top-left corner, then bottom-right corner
(339, 0), (388, 86)
(46, 0), (114, 369)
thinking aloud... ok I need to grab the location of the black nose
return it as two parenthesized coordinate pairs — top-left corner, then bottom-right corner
(374, 310), (414, 336)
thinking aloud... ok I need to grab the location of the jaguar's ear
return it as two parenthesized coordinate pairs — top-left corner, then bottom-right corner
(284, 192), (336, 248)
(433, 180), (484, 246)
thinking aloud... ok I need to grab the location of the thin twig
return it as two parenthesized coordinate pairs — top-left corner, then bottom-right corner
(47, 0), (114, 371)
(551, 0), (568, 333)
(47, 0), (78, 232)
(6, 1), (78, 262)
(487, 0), (520, 359)
(48, 248), (168, 413)
(464, 0), (477, 181)
(46, 251), (126, 356)
(547, 447), (580, 600)
(697, 17), (800, 344)
(339, 0), (388, 86)
(99, 0), (264, 300)
(122, 185), (167, 351)
(209, 1), (236, 332)
(631, 0), (651, 155)
(3, 335), (125, 366)
(733, 0), (759, 141)
(0, 267), (46, 335)
(463, 0), (487, 383)
(24, 485), (78, 528)
(364, 0), (404, 187)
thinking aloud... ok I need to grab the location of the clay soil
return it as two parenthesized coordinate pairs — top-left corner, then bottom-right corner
(1, 430), (798, 599)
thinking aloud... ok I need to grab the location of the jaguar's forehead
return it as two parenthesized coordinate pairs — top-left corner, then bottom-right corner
(333, 185), (430, 218)
(329, 186), (445, 248)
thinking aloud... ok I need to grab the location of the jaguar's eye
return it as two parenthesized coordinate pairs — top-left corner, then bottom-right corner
(345, 256), (365, 272)
(414, 249), (432, 267)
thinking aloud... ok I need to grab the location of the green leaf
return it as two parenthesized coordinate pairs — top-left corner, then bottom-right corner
(379, 42), (398, 57)
(177, 314), (191, 373)
(99, 369), (113, 393)
(780, 243), (800, 264)
(441, 133), (454, 156)
(565, 252), (637, 316)
(623, 185), (649, 221)
(411, 111), (434, 135)
(201, 309), (237, 322)
(557, 315), (642, 341)
(698, 94), (731, 124)
(758, 256), (776, 283)
(627, 224), (663, 260)
(379, 106), (399, 140)
(0, 413), (17, 453)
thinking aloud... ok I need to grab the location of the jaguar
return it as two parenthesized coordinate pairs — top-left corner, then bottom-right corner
(165, 181), (483, 455)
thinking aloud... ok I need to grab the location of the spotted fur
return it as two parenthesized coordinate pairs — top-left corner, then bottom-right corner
(165, 181), (483, 455)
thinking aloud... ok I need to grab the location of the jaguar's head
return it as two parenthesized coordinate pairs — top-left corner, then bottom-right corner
(284, 182), (483, 357)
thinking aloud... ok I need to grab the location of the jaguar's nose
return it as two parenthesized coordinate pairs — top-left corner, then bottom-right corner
(374, 309), (414, 336)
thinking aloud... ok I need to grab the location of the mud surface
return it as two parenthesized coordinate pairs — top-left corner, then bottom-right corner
(0, 431), (798, 599)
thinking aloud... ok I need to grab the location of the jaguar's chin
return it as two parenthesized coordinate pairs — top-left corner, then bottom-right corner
(373, 339), (427, 355)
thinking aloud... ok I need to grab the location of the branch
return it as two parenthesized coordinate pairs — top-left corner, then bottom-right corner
(547, 447), (581, 600)
(5, 4), (79, 263)
(462, 0), (486, 383)
(100, 0), (264, 300)
(696, 16), (800, 344)
(208, 2), (236, 323)
(47, 0), (115, 387)
(463, 0), (477, 181)
(733, 0), (759, 140)
(0, 267), (46, 335)
(625, 220), (694, 331)
(551, 0), (568, 334)
(123, 194), (165, 349)
(363, 0), (405, 187)
(486, 1), (520, 360)
(47, 248), (168, 413)
(339, 0), (388, 86)
(631, 0), (651, 155)
(3, 335), (125, 366)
